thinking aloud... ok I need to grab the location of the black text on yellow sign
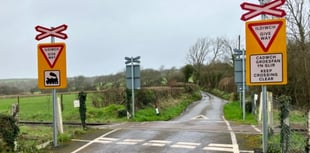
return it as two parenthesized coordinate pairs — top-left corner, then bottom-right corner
(37, 43), (67, 89)
(245, 18), (287, 86)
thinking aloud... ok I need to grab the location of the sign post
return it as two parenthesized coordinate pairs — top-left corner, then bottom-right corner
(234, 49), (247, 120)
(35, 24), (68, 147)
(125, 56), (141, 118)
(241, 0), (286, 152)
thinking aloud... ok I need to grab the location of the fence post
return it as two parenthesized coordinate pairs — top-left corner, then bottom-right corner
(279, 95), (290, 153)
(307, 110), (310, 153)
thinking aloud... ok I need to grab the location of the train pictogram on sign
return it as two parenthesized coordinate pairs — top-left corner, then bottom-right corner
(44, 71), (60, 87)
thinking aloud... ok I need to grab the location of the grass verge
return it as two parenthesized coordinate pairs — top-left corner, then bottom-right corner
(223, 101), (257, 125)
(132, 91), (202, 121)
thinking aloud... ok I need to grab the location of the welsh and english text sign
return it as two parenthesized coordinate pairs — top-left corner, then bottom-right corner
(246, 18), (287, 86)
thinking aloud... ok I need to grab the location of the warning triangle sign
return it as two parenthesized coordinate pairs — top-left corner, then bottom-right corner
(39, 44), (64, 68)
(248, 21), (283, 52)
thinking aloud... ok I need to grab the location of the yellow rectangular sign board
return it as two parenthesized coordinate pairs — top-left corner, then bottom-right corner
(246, 18), (287, 86)
(37, 42), (67, 89)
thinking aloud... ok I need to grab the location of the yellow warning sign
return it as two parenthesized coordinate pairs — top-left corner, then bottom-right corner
(37, 43), (67, 89)
(246, 18), (287, 86)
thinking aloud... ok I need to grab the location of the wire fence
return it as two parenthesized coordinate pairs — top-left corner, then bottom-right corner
(268, 96), (309, 153)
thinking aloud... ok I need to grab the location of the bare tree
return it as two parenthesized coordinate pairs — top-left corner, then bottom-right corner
(210, 37), (225, 63)
(186, 37), (238, 83)
(219, 36), (240, 66)
(285, 0), (310, 107)
(186, 37), (210, 66)
(285, 0), (310, 150)
(186, 37), (211, 83)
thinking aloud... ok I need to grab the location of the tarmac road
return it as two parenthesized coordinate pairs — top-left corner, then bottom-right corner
(51, 92), (261, 153)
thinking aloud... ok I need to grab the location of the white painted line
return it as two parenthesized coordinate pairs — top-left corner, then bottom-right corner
(223, 116), (239, 153)
(171, 142), (200, 149)
(171, 144), (196, 149)
(96, 137), (118, 144)
(208, 143), (234, 148)
(71, 139), (91, 143)
(142, 140), (171, 147)
(99, 137), (118, 141)
(116, 139), (144, 145)
(116, 141), (137, 145)
(174, 142), (200, 146)
(123, 139), (144, 142)
(71, 128), (120, 153)
(251, 125), (262, 133)
(203, 146), (234, 152)
(96, 141), (113, 144)
(240, 150), (254, 153)
(143, 143), (166, 147)
(191, 114), (208, 120)
(148, 140), (172, 144)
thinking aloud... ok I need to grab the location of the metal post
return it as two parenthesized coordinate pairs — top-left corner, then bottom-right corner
(239, 91), (242, 108)
(131, 57), (135, 117)
(51, 35), (58, 147)
(52, 88), (57, 147)
(262, 85), (268, 152)
(242, 49), (246, 120)
(259, 0), (270, 152)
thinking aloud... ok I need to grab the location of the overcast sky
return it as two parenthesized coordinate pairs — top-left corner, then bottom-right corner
(0, 0), (258, 79)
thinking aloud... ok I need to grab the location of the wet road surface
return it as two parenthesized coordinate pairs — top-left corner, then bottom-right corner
(56, 92), (261, 153)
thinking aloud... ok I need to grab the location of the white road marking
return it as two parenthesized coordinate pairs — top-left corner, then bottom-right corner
(143, 140), (172, 147)
(251, 125), (262, 133)
(203, 143), (234, 152)
(116, 139), (144, 145)
(209, 143), (234, 147)
(203, 146), (234, 152)
(71, 128), (120, 153)
(191, 114), (208, 120)
(96, 137), (118, 144)
(71, 139), (91, 143)
(99, 137), (118, 141)
(223, 116), (240, 153)
(240, 150), (254, 153)
(171, 142), (200, 149)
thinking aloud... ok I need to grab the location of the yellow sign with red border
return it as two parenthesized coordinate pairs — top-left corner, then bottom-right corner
(246, 18), (287, 86)
(37, 42), (67, 89)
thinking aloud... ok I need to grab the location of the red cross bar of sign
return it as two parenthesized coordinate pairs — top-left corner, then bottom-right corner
(240, 0), (286, 21)
(35, 24), (68, 40)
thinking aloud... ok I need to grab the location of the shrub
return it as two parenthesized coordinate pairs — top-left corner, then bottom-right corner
(136, 89), (156, 107)
(0, 114), (19, 152)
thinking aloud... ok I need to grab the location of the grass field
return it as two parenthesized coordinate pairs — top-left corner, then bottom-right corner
(0, 93), (89, 122)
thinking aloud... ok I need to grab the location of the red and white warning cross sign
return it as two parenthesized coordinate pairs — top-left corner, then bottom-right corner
(246, 18), (287, 86)
(37, 43), (67, 89)
(240, 0), (286, 21)
(35, 24), (68, 40)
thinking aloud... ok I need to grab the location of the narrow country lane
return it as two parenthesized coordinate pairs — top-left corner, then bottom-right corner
(59, 92), (261, 153)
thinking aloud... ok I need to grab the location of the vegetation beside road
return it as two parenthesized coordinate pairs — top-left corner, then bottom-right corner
(0, 84), (201, 151)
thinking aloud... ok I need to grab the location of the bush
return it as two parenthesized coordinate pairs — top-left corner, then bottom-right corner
(136, 89), (156, 107)
(0, 114), (19, 152)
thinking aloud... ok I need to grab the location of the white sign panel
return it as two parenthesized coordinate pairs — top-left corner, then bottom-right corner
(73, 100), (80, 108)
(44, 70), (60, 87)
(250, 53), (283, 83)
